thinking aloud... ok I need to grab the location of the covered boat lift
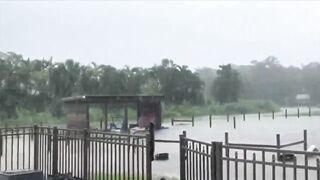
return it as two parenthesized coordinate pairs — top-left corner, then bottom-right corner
(62, 95), (164, 131)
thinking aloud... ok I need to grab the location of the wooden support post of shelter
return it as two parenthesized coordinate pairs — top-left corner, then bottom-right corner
(209, 114), (212, 128)
(258, 112), (260, 120)
(104, 104), (108, 130)
(233, 116), (236, 129)
(99, 118), (103, 129)
(298, 108), (300, 118)
(86, 104), (90, 128)
(243, 113), (246, 121)
(123, 104), (128, 131)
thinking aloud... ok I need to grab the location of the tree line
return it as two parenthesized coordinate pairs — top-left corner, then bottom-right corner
(197, 56), (320, 106)
(1, 52), (320, 119)
(0, 52), (203, 118)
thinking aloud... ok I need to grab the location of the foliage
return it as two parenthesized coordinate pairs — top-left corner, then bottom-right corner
(211, 64), (241, 104)
(198, 56), (320, 106)
(196, 67), (216, 100)
(2, 51), (320, 123)
(0, 52), (204, 119)
(235, 56), (311, 105)
(0, 109), (66, 127)
(149, 59), (204, 104)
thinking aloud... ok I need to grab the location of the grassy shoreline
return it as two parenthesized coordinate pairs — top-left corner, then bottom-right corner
(163, 100), (280, 119)
(0, 100), (279, 127)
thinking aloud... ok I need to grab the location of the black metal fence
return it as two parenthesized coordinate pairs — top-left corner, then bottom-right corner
(0, 126), (152, 180)
(179, 131), (222, 180)
(180, 131), (320, 180)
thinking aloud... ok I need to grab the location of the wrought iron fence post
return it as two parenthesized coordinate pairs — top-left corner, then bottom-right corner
(33, 125), (39, 170)
(212, 141), (223, 180)
(179, 131), (187, 180)
(52, 127), (59, 175)
(225, 132), (230, 180)
(276, 134), (280, 161)
(83, 129), (89, 180)
(304, 129), (308, 180)
(211, 142), (216, 180)
(146, 133), (152, 180)
(0, 129), (2, 157)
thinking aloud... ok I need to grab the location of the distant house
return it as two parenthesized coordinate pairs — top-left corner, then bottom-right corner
(295, 94), (310, 105)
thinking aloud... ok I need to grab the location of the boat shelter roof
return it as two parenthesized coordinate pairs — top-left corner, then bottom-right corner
(62, 95), (164, 104)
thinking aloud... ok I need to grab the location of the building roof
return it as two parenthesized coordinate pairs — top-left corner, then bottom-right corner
(62, 95), (164, 104)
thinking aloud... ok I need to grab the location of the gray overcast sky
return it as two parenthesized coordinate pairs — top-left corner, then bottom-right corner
(1, 1), (320, 69)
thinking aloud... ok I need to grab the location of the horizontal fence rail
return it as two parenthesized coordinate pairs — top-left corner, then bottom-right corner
(172, 116), (195, 127)
(0, 126), (152, 180)
(171, 107), (319, 128)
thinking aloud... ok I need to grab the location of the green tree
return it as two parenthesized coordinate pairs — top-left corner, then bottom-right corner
(212, 64), (241, 104)
(149, 59), (204, 104)
(76, 63), (100, 95)
(302, 62), (320, 104)
(48, 59), (80, 116)
(239, 56), (302, 105)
